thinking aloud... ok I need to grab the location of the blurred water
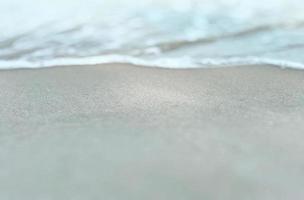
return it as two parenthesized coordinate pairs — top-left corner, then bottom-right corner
(1, 0), (304, 69)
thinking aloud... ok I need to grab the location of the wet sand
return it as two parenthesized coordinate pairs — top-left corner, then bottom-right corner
(1, 64), (304, 199)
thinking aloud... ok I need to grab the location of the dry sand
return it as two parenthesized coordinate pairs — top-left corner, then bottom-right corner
(1, 64), (304, 199)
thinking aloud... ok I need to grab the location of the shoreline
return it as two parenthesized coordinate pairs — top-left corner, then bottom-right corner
(1, 64), (304, 199)
(2, 55), (304, 71)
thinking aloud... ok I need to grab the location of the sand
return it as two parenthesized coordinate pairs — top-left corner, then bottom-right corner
(1, 64), (304, 199)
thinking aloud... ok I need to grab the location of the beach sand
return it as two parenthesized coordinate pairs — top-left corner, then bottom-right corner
(1, 64), (304, 199)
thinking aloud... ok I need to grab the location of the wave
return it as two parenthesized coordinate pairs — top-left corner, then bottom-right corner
(1, 55), (304, 70)
(143, 21), (304, 53)
(1, 0), (304, 71)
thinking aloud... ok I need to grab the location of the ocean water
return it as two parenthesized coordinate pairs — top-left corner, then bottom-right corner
(1, 0), (304, 69)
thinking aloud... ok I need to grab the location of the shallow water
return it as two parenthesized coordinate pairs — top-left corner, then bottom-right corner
(2, 0), (304, 69)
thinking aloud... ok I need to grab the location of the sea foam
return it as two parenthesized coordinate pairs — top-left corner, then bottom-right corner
(1, 0), (304, 70)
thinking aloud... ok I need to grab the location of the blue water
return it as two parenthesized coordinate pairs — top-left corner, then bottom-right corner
(1, 0), (304, 69)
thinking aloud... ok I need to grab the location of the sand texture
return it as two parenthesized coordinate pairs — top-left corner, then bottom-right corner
(1, 64), (304, 199)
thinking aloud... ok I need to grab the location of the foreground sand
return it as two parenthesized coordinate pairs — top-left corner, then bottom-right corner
(1, 64), (304, 199)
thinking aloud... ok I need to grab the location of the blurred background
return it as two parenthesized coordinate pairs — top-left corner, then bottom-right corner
(1, 0), (304, 69)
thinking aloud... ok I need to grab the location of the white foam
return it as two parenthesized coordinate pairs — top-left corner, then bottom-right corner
(1, 55), (304, 70)
(1, 0), (304, 71)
